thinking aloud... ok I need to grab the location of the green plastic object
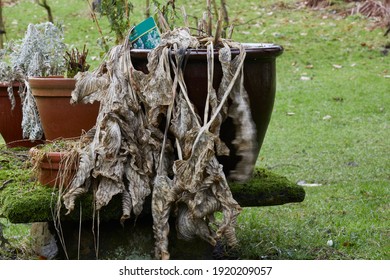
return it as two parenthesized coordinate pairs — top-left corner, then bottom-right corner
(129, 17), (161, 49)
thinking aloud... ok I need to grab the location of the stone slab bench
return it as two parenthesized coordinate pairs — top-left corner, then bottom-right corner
(0, 146), (305, 259)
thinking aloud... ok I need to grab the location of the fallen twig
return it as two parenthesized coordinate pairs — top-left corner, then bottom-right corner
(0, 179), (14, 191)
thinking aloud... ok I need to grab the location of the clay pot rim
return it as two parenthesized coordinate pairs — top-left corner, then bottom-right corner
(29, 147), (78, 188)
(29, 147), (75, 163)
(28, 75), (70, 80)
(28, 76), (76, 95)
(0, 81), (22, 88)
(29, 147), (79, 174)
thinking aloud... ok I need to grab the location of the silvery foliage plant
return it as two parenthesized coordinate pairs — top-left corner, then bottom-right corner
(0, 42), (26, 111)
(0, 22), (67, 140)
(11, 22), (66, 77)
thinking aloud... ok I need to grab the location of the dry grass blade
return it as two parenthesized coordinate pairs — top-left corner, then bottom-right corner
(204, 42), (215, 124)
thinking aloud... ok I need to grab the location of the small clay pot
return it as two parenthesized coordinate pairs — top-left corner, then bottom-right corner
(30, 147), (78, 188)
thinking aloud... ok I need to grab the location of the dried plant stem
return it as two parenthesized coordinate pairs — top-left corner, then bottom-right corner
(50, 192), (69, 259)
(78, 201), (82, 260)
(227, 24), (234, 39)
(181, 6), (189, 29)
(192, 42), (246, 153)
(207, 0), (213, 36)
(211, 0), (219, 17)
(157, 10), (171, 32)
(214, 10), (223, 45)
(203, 42), (214, 124)
(145, 0), (150, 18)
(157, 45), (180, 175)
(220, 0), (229, 28)
(86, 0), (109, 51)
(170, 52), (201, 127)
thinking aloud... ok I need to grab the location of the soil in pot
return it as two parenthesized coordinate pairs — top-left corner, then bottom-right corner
(28, 77), (100, 141)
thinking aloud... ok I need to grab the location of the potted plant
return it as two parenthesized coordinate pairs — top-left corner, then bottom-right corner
(1, 22), (99, 143)
(29, 145), (77, 189)
(29, 139), (85, 189)
(28, 46), (100, 141)
(1, 22), (65, 142)
(17, 22), (100, 141)
(57, 0), (284, 260)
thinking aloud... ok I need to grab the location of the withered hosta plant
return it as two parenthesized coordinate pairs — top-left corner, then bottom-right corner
(61, 3), (257, 260)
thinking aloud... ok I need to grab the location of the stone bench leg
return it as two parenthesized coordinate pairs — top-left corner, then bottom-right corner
(30, 222), (58, 260)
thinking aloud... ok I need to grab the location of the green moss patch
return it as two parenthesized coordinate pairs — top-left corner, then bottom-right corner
(230, 168), (306, 207)
(0, 145), (121, 223)
(0, 145), (304, 224)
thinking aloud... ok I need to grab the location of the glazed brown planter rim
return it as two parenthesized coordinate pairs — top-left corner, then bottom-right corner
(28, 76), (76, 97)
(130, 43), (284, 59)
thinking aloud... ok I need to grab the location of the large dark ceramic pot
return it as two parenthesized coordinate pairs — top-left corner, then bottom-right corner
(29, 76), (100, 141)
(130, 43), (283, 177)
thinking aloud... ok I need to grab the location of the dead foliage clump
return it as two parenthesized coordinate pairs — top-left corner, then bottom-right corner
(61, 27), (257, 259)
(350, 0), (390, 27)
(305, 0), (390, 28)
(351, 0), (390, 18)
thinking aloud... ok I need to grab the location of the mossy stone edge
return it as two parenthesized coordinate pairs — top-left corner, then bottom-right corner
(0, 146), (305, 224)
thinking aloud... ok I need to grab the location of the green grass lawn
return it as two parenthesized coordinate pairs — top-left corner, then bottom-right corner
(235, 1), (389, 259)
(1, 0), (389, 259)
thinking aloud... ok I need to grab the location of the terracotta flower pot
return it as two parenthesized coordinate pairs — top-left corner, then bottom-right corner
(0, 82), (44, 148)
(130, 43), (283, 175)
(29, 76), (100, 141)
(30, 147), (78, 188)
